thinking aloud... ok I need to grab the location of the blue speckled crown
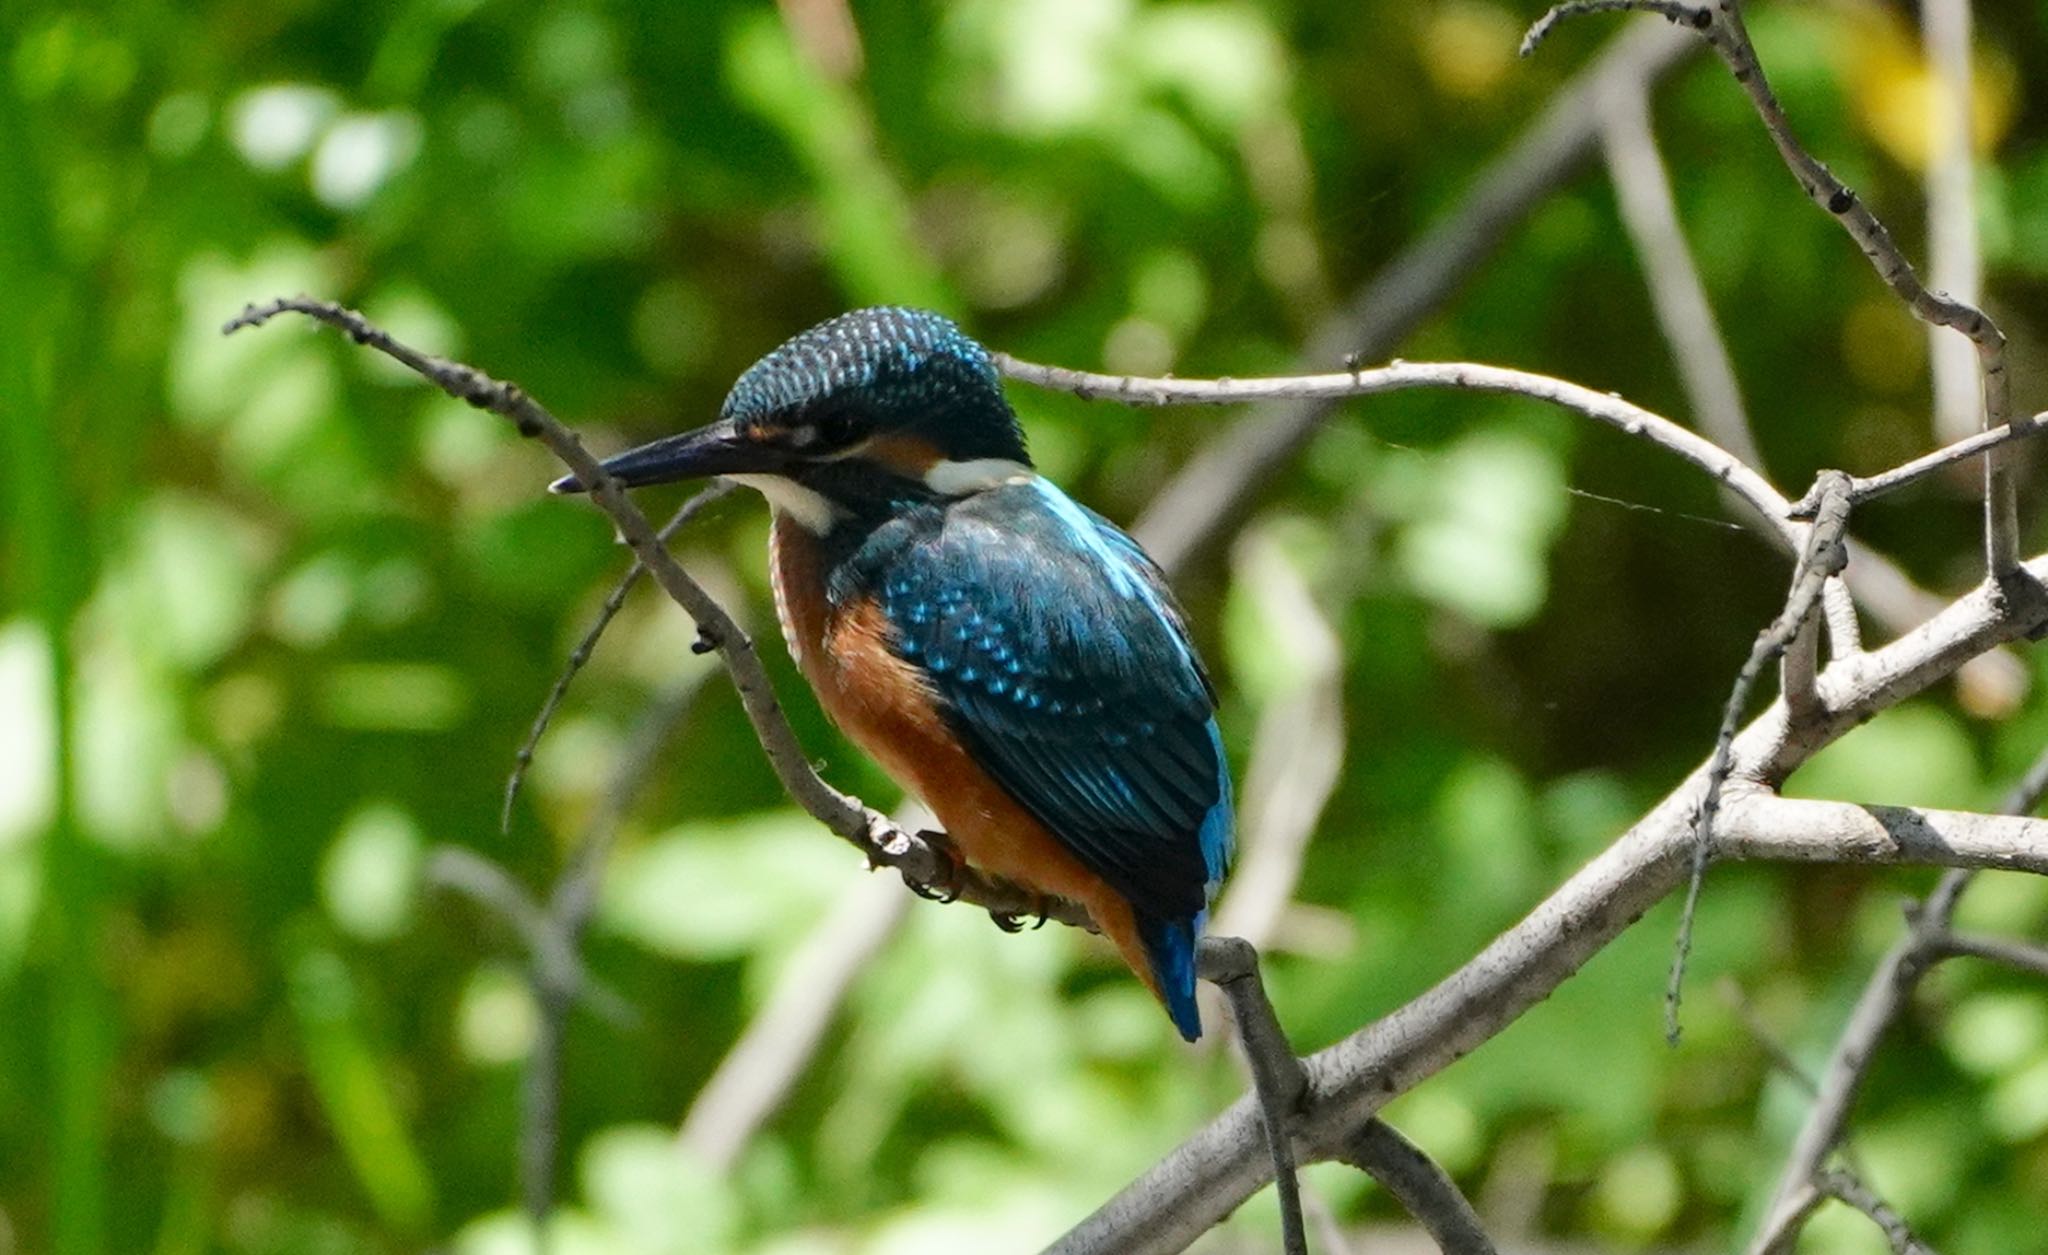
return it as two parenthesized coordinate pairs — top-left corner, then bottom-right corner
(721, 307), (1030, 463)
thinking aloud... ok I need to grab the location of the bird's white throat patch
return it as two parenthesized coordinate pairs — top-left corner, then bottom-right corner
(728, 459), (1034, 533)
(923, 458), (1035, 496)
(725, 473), (843, 534)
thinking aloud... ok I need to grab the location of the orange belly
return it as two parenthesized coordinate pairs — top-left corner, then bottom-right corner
(767, 514), (1163, 1002)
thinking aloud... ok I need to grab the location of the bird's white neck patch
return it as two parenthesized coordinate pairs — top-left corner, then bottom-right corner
(923, 458), (1035, 497)
(725, 473), (843, 534)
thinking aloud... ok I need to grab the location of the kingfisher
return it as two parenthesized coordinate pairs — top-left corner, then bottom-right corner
(553, 307), (1233, 1040)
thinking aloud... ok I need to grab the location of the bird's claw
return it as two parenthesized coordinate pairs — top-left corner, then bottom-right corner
(989, 892), (1052, 933)
(909, 879), (960, 904)
(907, 829), (964, 904)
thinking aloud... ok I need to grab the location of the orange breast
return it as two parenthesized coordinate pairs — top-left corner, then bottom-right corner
(767, 513), (1161, 1000)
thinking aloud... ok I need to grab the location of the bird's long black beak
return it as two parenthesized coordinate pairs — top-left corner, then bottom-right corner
(549, 418), (777, 494)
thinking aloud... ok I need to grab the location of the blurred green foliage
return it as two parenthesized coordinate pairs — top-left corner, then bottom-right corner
(5, 1), (2048, 1252)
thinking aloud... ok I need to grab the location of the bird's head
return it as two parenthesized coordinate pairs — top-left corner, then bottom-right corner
(552, 307), (1032, 532)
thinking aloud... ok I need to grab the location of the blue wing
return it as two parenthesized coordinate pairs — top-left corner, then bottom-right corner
(849, 479), (1233, 1032)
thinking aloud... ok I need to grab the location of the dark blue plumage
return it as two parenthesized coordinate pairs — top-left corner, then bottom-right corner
(840, 480), (1232, 1038)
(558, 307), (1233, 1039)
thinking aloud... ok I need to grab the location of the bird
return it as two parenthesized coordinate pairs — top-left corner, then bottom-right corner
(553, 307), (1232, 1040)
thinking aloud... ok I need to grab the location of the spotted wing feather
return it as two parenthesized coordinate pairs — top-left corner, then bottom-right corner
(860, 482), (1232, 927)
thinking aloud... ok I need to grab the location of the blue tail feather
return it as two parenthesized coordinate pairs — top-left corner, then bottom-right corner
(1136, 723), (1233, 1042)
(1138, 910), (1206, 1042)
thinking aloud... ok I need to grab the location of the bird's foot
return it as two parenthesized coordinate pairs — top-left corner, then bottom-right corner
(906, 829), (965, 904)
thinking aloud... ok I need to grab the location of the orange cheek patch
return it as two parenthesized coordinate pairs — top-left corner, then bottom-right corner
(861, 433), (943, 479)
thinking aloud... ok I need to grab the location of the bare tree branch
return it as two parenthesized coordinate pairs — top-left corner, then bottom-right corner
(1010, 356), (2048, 568)
(1198, 937), (1308, 1255)
(1339, 1121), (1499, 1255)
(1524, 0), (2020, 574)
(1747, 743), (2048, 1254)
(1816, 1167), (1941, 1255)
(663, 16), (2015, 1189)
(1593, 65), (2036, 716)
(1047, 542), (2048, 1252)
(217, 2), (2048, 1245)
(1052, 779), (2048, 1255)
(1679, 469), (1936, 1047)
(1825, 415), (2047, 509)
(1001, 355), (1794, 543)
(1753, 886), (1977, 1239)
(1927, 931), (2048, 979)
(220, 246), (2031, 1252)
(234, 295), (2048, 1255)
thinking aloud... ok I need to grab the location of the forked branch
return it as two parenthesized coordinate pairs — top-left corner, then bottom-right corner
(1524, 0), (2020, 572)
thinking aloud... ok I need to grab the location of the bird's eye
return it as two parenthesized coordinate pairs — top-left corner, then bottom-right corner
(797, 408), (864, 451)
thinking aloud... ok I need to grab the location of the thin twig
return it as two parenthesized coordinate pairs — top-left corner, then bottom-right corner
(1829, 414), (2048, 510)
(1782, 479), (1854, 720)
(1927, 931), (2048, 980)
(1754, 1182), (1825, 1253)
(502, 485), (735, 833)
(1779, 602), (1825, 727)
(1015, 353), (2029, 745)
(1525, 0), (2020, 574)
(1593, 65), (2022, 692)
(232, 290), (2048, 1252)
(1747, 880), (1958, 1255)
(1834, 544), (2031, 718)
(1670, 470), (1852, 1042)
(1817, 1167), (1941, 1255)
(999, 355), (1794, 545)
(1821, 579), (1862, 658)
(224, 297), (1089, 931)
(1340, 1121), (1500, 1255)
(1521, 0), (1707, 56)
(1197, 937), (1308, 1255)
